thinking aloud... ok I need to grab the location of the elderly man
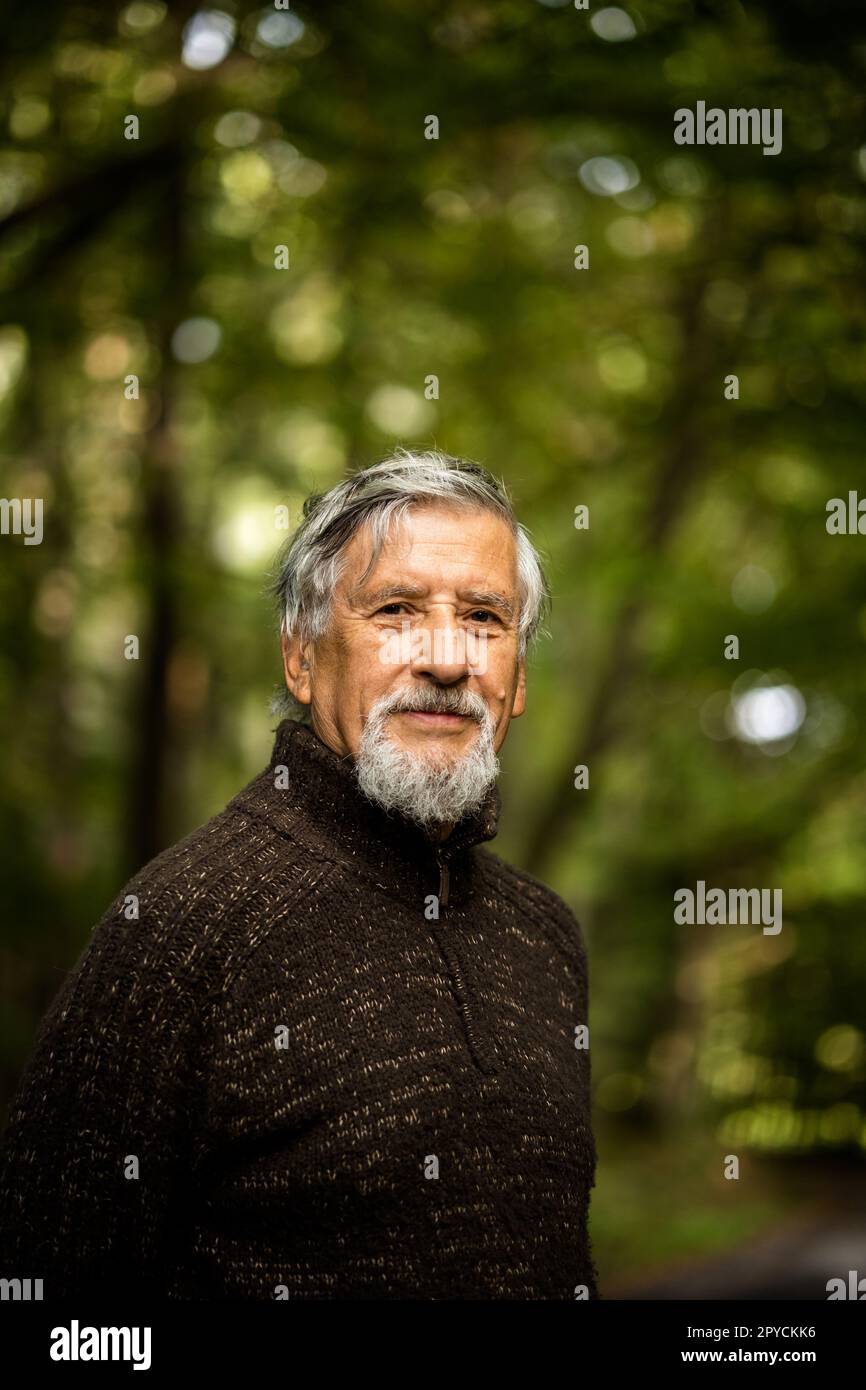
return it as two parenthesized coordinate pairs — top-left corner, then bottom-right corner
(0, 449), (598, 1300)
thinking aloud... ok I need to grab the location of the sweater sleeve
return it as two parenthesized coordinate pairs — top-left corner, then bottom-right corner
(0, 892), (206, 1299)
(545, 890), (601, 1299)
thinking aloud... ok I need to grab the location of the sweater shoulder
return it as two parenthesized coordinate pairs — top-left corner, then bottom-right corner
(119, 751), (336, 914)
(52, 775), (333, 1027)
(474, 846), (588, 973)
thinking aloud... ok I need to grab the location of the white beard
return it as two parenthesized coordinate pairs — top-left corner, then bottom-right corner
(354, 689), (499, 829)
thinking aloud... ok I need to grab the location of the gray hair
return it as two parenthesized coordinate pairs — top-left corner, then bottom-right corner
(267, 447), (551, 721)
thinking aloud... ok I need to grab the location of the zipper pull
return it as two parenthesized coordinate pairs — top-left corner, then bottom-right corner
(436, 848), (450, 908)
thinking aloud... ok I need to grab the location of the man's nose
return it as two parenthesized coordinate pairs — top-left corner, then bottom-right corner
(409, 612), (472, 683)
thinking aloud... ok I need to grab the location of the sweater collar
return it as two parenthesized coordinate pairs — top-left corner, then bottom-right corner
(236, 718), (501, 897)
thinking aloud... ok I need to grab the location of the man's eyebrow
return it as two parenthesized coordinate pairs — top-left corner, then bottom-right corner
(352, 583), (516, 621)
(462, 589), (516, 621)
(351, 583), (428, 609)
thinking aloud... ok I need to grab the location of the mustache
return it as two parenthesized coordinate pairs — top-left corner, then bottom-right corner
(386, 690), (485, 719)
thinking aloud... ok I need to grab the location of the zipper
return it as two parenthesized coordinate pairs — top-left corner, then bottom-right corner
(432, 845), (496, 1076)
(436, 847), (450, 907)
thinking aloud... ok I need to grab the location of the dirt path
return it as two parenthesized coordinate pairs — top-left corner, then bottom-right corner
(605, 1166), (866, 1300)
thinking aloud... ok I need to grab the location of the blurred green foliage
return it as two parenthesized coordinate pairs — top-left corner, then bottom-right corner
(1, 0), (865, 1286)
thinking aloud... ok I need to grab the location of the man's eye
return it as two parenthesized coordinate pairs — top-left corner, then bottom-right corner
(375, 604), (498, 622)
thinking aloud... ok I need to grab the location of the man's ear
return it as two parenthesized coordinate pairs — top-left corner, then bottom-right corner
(281, 630), (313, 707)
(511, 657), (526, 719)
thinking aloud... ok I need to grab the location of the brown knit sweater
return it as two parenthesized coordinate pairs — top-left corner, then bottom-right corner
(0, 719), (598, 1300)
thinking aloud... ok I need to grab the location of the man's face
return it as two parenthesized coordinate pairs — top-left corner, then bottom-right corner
(282, 501), (526, 766)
